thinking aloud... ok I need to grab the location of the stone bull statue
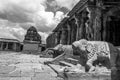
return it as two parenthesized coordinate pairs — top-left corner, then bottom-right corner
(44, 39), (120, 80)
(72, 39), (120, 80)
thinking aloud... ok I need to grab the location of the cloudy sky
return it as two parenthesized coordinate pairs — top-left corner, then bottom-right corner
(0, 0), (79, 43)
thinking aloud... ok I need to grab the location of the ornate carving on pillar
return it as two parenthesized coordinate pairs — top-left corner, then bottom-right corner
(66, 22), (71, 44)
(69, 19), (77, 43)
(94, 9), (102, 40)
(79, 10), (89, 40)
(85, 7), (95, 40)
(60, 28), (68, 44)
(93, 0), (104, 40)
(54, 32), (58, 45)
(74, 14), (81, 41)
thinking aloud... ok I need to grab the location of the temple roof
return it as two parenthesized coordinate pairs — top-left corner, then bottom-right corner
(23, 26), (41, 43)
(53, 0), (89, 32)
(28, 26), (37, 32)
(0, 38), (20, 43)
(0, 31), (20, 43)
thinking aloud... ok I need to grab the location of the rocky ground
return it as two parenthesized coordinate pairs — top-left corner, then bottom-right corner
(0, 51), (111, 80)
(0, 51), (63, 80)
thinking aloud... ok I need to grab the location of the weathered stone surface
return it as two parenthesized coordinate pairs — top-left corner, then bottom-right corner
(0, 52), (112, 80)
(0, 66), (16, 74)
(0, 52), (62, 80)
(0, 77), (11, 80)
(10, 77), (31, 80)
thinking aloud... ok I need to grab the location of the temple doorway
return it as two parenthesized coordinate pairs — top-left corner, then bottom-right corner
(105, 16), (120, 46)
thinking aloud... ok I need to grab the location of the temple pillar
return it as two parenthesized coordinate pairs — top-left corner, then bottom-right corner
(56, 31), (61, 44)
(93, 1), (103, 41)
(66, 23), (71, 44)
(0, 42), (3, 50)
(74, 15), (80, 41)
(70, 19), (77, 43)
(94, 9), (102, 40)
(14, 43), (17, 51)
(5, 42), (8, 50)
(54, 32), (58, 45)
(59, 27), (68, 45)
(85, 6), (95, 40)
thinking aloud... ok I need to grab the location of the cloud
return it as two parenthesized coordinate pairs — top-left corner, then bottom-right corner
(0, 20), (26, 41)
(0, 0), (80, 43)
(48, 0), (80, 10)
(38, 32), (49, 44)
(0, 0), (65, 32)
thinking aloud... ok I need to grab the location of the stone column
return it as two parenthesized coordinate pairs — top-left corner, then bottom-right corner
(1, 42), (3, 50)
(54, 32), (58, 45)
(5, 42), (8, 50)
(60, 29), (67, 44)
(66, 23), (71, 44)
(56, 31), (61, 44)
(0, 42), (3, 50)
(70, 19), (77, 43)
(74, 15), (80, 41)
(14, 43), (17, 51)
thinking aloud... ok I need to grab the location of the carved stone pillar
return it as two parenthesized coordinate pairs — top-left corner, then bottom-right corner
(74, 14), (79, 41)
(54, 32), (58, 45)
(70, 19), (77, 43)
(66, 22), (71, 44)
(102, 13), (108, 41)
(93, 1), (104, 41)
(79, 15), (86, 39)
(56, 31), (61, 44)
(94, 8), (102, 40)
(85, 6), (95, 40)
(60, 29), (67, 44)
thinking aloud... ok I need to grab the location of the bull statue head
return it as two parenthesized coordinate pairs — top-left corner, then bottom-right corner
(72, 39), (88, 51)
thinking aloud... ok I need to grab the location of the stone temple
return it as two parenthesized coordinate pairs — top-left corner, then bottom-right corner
(46, 0), (120, 48)
(23, 26), (45, 53)
(24, 26), (41, 43)
(0, 31), (23, 52)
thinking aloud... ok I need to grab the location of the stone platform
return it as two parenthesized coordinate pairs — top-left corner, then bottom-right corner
(0, 51), (62, 80)
(0, 51), (111, 80)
